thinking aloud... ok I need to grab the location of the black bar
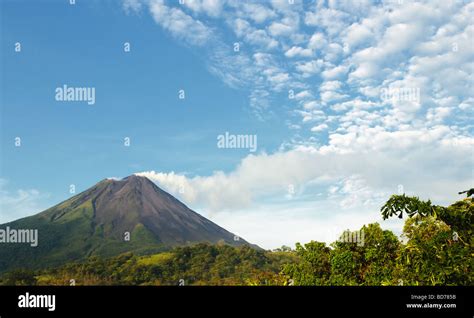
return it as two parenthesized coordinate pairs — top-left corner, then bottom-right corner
(0, 286), (471, 317)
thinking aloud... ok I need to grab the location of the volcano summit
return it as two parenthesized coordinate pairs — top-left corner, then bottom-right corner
(0, 175), (254, 272)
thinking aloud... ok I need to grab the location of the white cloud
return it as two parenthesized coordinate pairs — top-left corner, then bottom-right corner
(209, 202), (402, 249)
(321, 65), (347, 80)
(426, 107), (452, 124)
(295, 59), (324, 77)
(142, 0), (473, 134)
(294, 90), (313, 100)
(319, 80), (349, 104)
(137, 125), (473, 212)
(308, 32), (327, 50)
(285, 46), (312, 58)
(181, 0), (223, 17)
(149, 0), (212, 46)
(0, 179), (49, 224)
(270, 0), (301, 13)
(233, 2), (277, 24)
(320, 80), (342, 92)
(230, 18), (278, 49)
(245, 29), (279, 49)
(302, 100), (320, 110)
(343, 22), (374, 49)
(311, 123), (328, 132)
(320, 90), (348, 103)
(305, 7), (352, 36)
(129, 0), (474, 247)
(331, 99), (379, 112)
(268, 21), (294, 37)
(122, 0), (143, 14)
(136, 124), (472, 247)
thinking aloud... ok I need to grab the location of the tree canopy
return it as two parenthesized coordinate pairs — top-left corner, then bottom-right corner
(1, 192), (472, 286)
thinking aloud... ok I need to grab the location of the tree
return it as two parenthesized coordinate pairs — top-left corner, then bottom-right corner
(2, 269), (37, 286)
(329, 224), (399, 286)
(382, 194), (473, 285)
(281, 241), (331, 285)
(458, 188), (474, 197)
(357, 224), (399, 286)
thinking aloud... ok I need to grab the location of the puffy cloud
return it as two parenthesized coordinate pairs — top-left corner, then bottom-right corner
(142, 0), (473, 134)
(320, 80), (342, 92)
(311, 123), (328, 132)
(319, 80), (346, 104)
(426, 107), (452, 124)
(308, 32), (327, 50)
(137, 125), (473, 213)
(128, 0), (473, 246)
(181, 0), (223, 17)
(305, 7), (352, 36)
(268, 21), (294, 37)
(294, 90), (313, 100)
(230, 18), (278, 49)
(149, 0), (212, 46)
(302, 100), (320, 110)
(285, 46), (312, 58)
(343, 22), (374, 50)
(235, 3), (277, 24)
(321, 65), (348, 80)
(295, 59), (324, 77)
(270, 0), (301, 13)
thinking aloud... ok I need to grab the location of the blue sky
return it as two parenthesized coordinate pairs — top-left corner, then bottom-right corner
(1, 0), (287, 194)
(1, 0), (473, 248)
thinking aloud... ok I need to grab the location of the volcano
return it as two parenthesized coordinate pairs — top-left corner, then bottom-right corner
(0, 175), (254, 272)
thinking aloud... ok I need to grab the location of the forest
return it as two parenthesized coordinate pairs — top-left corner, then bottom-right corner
(1, 193), (472, 286)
